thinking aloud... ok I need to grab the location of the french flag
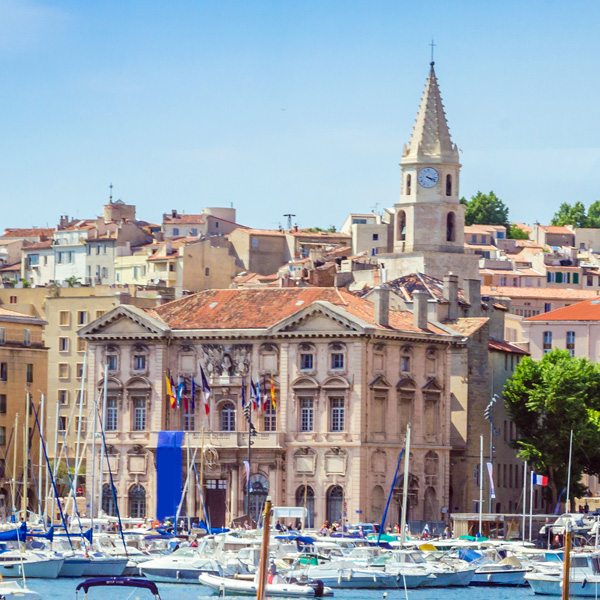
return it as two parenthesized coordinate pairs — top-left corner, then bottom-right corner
(532, 473), (548, 486)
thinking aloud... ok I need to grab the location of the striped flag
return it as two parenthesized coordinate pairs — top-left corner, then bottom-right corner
(241, 376), (246, 408)
(270, 374), (276, 408)
(191, 377), (196, 411)
(532, 473), (548, 486)
(250, 379), (258, 411)
(200, 366), (211, 415)
(256, 377), (262, 411)
(165, 376), (176, 409)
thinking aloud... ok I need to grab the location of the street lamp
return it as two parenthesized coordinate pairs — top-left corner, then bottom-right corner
(484, 394), (499, 513)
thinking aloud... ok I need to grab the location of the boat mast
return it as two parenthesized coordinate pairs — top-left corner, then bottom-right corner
(522, 460), (527, 541)
(199, 427), (205, 524)
(256, 496), (272, 600)
(478, 434), (483, 536)
(38, 395), (44, 519)
(400, 423), (411, 548)
(566, 429), (573, 512)
(71, 351), (87, 517)
(21, 392), (30, 522)
(97, 363), (108, 519)
(11, 413), (18, 520)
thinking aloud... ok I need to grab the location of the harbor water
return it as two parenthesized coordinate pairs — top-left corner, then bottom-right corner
(25, 579), (538, 600)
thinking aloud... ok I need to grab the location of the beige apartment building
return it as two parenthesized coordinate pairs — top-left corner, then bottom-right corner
(0, 307), (47, 519)
(79, 287), (464, 526)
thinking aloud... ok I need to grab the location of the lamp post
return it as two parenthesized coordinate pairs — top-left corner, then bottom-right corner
(243, 403), (257, 517)
(484, 395), (499, 513)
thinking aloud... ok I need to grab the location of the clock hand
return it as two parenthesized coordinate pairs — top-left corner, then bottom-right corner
(427, 176), (435, 181)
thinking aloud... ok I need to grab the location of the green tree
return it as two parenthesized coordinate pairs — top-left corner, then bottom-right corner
(463, 191), (509, 228)
(65, 276), (81, 288)
(504, 350), (600, 511)
(550, 201), (589, 228)
(588, 201), (600, 228)
(507, 225), (529, 240)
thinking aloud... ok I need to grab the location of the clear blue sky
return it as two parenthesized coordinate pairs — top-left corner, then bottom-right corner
(1, 0), (599, 231)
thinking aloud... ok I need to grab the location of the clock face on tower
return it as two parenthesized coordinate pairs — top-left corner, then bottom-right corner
(418, 167), (439, 188)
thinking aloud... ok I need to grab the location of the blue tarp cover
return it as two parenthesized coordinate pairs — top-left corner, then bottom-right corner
(0, 523), (26, 542)
(156, 431), (184, 521)
(458, 548), (483, 563)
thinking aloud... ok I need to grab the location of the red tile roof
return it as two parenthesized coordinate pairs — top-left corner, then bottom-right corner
(525, 297), (600, 321)
(163, 214), (205, 225)
(488, 339), (529, 354)
(0, 262), (21, 272)
(481, 285), (599, 300)
(2, 228), (54, 238)
(23, 241), (53, 250)
(149, 288), (449, 334)
(540, 225), (574, 234)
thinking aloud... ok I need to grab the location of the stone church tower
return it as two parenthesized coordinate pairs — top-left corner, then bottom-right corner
(381, 63), (479, 283)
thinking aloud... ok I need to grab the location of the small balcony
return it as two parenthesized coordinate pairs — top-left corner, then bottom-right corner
(147, 430), (284, 450)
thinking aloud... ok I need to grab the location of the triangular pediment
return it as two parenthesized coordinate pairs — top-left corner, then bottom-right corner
(271, 301), (371, 334)
(79, 305), (170, 339)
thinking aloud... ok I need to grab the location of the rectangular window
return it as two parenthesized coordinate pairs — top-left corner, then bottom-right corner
(75, 417), (86, 434)
(58, 417), (67, 432)
(300, 353), (313, 370)
(23, 329), (31, 346)
(76, 390), (86, 406)
(205, 267), (210, 276)
(106, 355), (118, 371)
(264, 403), (276, 432)
(95, 310), (105, 319)
(77, 311), (88, 326)
(76, 363), (84, 378)
(134, 355), (146, 371)
(544, 303), (551, 313)
(573, 273), (580, 284)
(172, 227), (179, 236)
(58, 363), (69, 379)
(543, 331), (552, 354)
(0, 427), (5, 446)
(26, 364), (33, 384)
(58, 390), (68, 405)
(27, 254), (39, 266)
(184, 410), (195, 432)
(300, 398), (314, 432)
(59, 337), (69, 352)
(106, 397), (118, 431)
(133, 398), (146, 431)
(556, 272), (563, 284)
(401, 356), (410, 372)
(9, 296), (17, 304)
(588, 276), (593, 287)
(567, 331), (575, 357)
(0, 363), (7, 382)
(0, 395), (6, 414)
(471, 234), (477, 243)
(77, 338), (86, 352)
(191, 228), (198, 236)
(252, 237), (258, 248)
(59, 311), (70, 326)
(500, 277), (507, 286)
(372, 233), (379, 241)
(0, 327), (5, 344)
(330, 397), (345, 431)
(331, 353), (344, 370)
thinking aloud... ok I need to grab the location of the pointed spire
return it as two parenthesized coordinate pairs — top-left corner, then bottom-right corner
(403, 63), (459, 164)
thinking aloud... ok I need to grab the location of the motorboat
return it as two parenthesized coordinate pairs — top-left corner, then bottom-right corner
(140, 547), (226, 584)
(81, 553), (128, 577)
(198, 573), (333, 597)
(526, 552), (600, 596)
(288, 559), (428, 588)
(0, 550), (64, 578)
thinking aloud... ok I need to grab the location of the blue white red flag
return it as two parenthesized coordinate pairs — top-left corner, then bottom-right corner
(532, 473), (548, 486)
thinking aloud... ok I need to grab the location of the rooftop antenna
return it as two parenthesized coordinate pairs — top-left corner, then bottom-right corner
(371, 202), (380, 215)
(429, 38), (436, 66)
(109, 183), (113, 204)
(283, 214), (296, 230)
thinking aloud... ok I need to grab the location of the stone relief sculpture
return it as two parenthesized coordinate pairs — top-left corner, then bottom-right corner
(200, 344), (252, 376)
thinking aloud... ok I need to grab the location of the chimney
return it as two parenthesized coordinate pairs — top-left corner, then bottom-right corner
(116, 291), (131, 305)
(464, 278), (481, 317)
(171, 209), (177, 219)
(443, 273), (459, 320)
(373, 286), (390, 327)
(413, 290), (429, 330)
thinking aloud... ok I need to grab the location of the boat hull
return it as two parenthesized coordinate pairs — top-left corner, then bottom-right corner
(58, 557), (89, 578)
(198, 573), (333, 597)
(527, 573), (600, 596)
(0, 581), (42, 600)
(142, 566), (222, 584)
(470, 568), (528, 586)
(0, 558), (64, 579)
(81, 557), (128, 577)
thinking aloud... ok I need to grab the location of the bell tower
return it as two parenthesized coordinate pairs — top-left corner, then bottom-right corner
(394, 62), (465, 254)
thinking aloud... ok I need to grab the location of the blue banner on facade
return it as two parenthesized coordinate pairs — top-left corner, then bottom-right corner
(156, 431), (184, 520)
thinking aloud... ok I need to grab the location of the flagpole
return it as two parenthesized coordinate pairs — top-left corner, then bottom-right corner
(529, 470), (534, 541)
(522, 460), (527, 541)
(566, 429), (573, 513)
(478, 435), (483, 536)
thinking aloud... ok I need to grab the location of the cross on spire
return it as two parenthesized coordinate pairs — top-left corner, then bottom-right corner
(429, 39), (436, 66)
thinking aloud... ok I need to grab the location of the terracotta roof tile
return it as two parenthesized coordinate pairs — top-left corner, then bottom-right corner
(488, 339), (529, 354)
(525, 297), (600, 321)
(2, 228), (54, 238)
(149, 288), (450, 335)
(540, 225), (574, 234)
(448, 317), (488, 336)
(22, 240), (53, 250)
(481, 285), (599, 300)
(163, 214), (205, 225)
(0, 262), (21, 272)
(237, 228), (285, 237)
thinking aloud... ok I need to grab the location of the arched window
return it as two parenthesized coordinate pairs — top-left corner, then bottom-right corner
(446, 212), (455, 242)
(371, 485), (385, 524)
(220, 402), (236, 431)
(397, 211), (407, 241)
(102, 483), (117, 517)
(326, 485), (344, 524)
(423, 486), (438, 522)
(295, 485), (315, 529)
(446, 174), (452, 196)
(406, 174), (412, 196)
(248, 474), (269, 524)
(129, 484), (146, 519)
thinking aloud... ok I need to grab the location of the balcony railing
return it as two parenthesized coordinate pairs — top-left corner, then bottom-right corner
(147, 430), (283, 449)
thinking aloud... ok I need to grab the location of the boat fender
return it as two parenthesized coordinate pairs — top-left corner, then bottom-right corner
(312, 579), (325, 597)
(487, 573), (492, 582)
(337, 572), (342, 585)
(176, 570), (180, 580)
(582, 578), (587, 589)
(347, 569), (352, 581)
